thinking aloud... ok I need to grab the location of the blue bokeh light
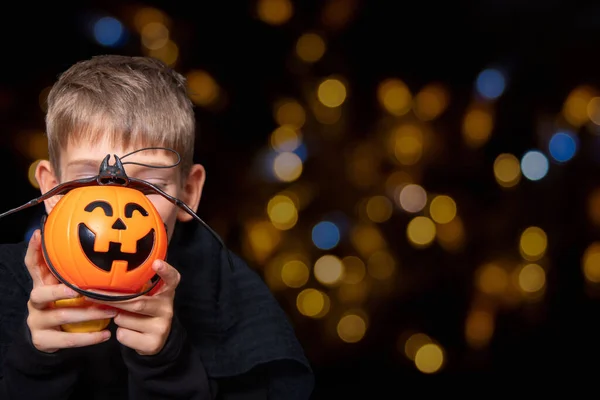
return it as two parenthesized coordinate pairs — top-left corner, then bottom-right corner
(521, 150), (549, 181)
(476, 68), (506, 100)
(311, 221), (340, 250)
(93, 16), (125, 47)
(548, 131), (577, 163)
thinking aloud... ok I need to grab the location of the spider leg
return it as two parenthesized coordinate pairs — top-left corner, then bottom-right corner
(0, 177), (98, 220)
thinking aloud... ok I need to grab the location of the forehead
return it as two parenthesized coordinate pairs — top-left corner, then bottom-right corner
(61, 138), (178, 172)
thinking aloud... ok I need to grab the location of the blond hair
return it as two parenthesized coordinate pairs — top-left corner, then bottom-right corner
(45, 55), (195, 180)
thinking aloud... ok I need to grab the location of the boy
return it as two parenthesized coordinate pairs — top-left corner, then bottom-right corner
(0, 55), (314, 399)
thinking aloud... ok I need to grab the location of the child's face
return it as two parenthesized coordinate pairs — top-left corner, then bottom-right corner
(36, 136), (205, 243)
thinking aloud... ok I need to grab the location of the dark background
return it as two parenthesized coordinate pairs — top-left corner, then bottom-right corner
(2, 0), (600, 394)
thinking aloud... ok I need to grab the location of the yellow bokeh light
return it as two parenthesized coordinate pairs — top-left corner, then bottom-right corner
(245, 220), (281, 264)
(342, 256), (366, 284)
(28, 160), (41, 189)
(493, 153), (521, 188)
(281, 260), (309, 288)
(14, 130), (48, 160)
(133, 7), (169, 32)
(366, 195), (393, 223)
(148, 39), (178, 66)
(414, 343), (444, 374)
(275, 100), (305, 129)
(519, 226), (547, 261)
(377, 78), (411, 116)
(350, 224), (387, 258)
(270, 125), (301, 152)
(141, 22), (169, 50)
(314, 254), (344, 286)
(403, 333), (432, 360)
(465, 309), (494, 349)
(187, 70), (220, 106)
(476, 263), (508, 295)
(429, 195), (457, 224)
(517, 263), (546, 293)
(462, 107), (493, 148)
(583, 242), (600, 283)
(414, 83), (449, 121)
(337, 313), (367, 343)
(296, 288), (329, 318)
(587, 96), (600, 125)
(406, 216), (436, 248)
(317, 78), (347, 108)
(367, 250), (396, 280)
(563, 85), (595, 127)
(390, 123), (423, 166)
(436, 216), (466, 252)
(296, 33), (326, 63)
(273, 152), (303, 182)
(256, 0), (293, 25)
(267, 195), (298, 230)
(321, 0), (358, 30)
(264, 257), (286, 291)
(398, 184), (427, 213)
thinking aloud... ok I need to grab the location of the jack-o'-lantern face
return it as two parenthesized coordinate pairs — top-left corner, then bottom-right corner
(42, 186), (168, 293)
(78, 199), (156, 273)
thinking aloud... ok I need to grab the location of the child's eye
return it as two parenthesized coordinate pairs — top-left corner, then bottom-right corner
(146, 181), (169, 190)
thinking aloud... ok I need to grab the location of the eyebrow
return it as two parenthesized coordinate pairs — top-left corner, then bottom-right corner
(66, 159), (175, 170)
(66, 159), (102, 170)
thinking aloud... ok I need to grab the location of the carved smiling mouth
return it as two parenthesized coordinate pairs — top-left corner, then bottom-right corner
(78, 223), (155, 272)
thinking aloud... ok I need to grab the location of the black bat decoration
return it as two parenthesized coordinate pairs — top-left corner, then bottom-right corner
(0, 147), (233, 302)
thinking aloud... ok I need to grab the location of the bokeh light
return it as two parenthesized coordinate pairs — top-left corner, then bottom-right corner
(414, 343), (445, 374)
(312, 221), (341, 250)
(257, 0), (293, 25)
(337, 312), (367, 343)
(548, 131), (577, 163)
(462, 106), (493, 148)
(314, 255), (344, 286)
(407, 216), (436, 248)
(377, 78), (412, 116)
(318, 78), (347, 108)
(296, 288), (330, 318)
(519, 226), (547, 261)
(398, 184), (427, 213)
(582, 242), (600, 283)
(520, 150), (549, 181)
(281, 260), (310, 288)
(296, 33), (326, 63)
(273, 152), (303, 182)
(475, 68), (506, 100)
(414, 83), (449, 121)
(494, 153), (521, 188)
(93, 16), (125, 47)
(366, 195), (393, 223)
(429, 195), (457, 224)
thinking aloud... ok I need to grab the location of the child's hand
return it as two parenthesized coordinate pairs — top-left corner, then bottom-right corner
(86, 259), (181, 356)
(24, 230), (116, 353)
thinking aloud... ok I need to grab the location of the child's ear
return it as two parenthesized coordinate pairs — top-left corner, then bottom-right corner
(176, 164), (206, 222)
(35, 160), (61, 215)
